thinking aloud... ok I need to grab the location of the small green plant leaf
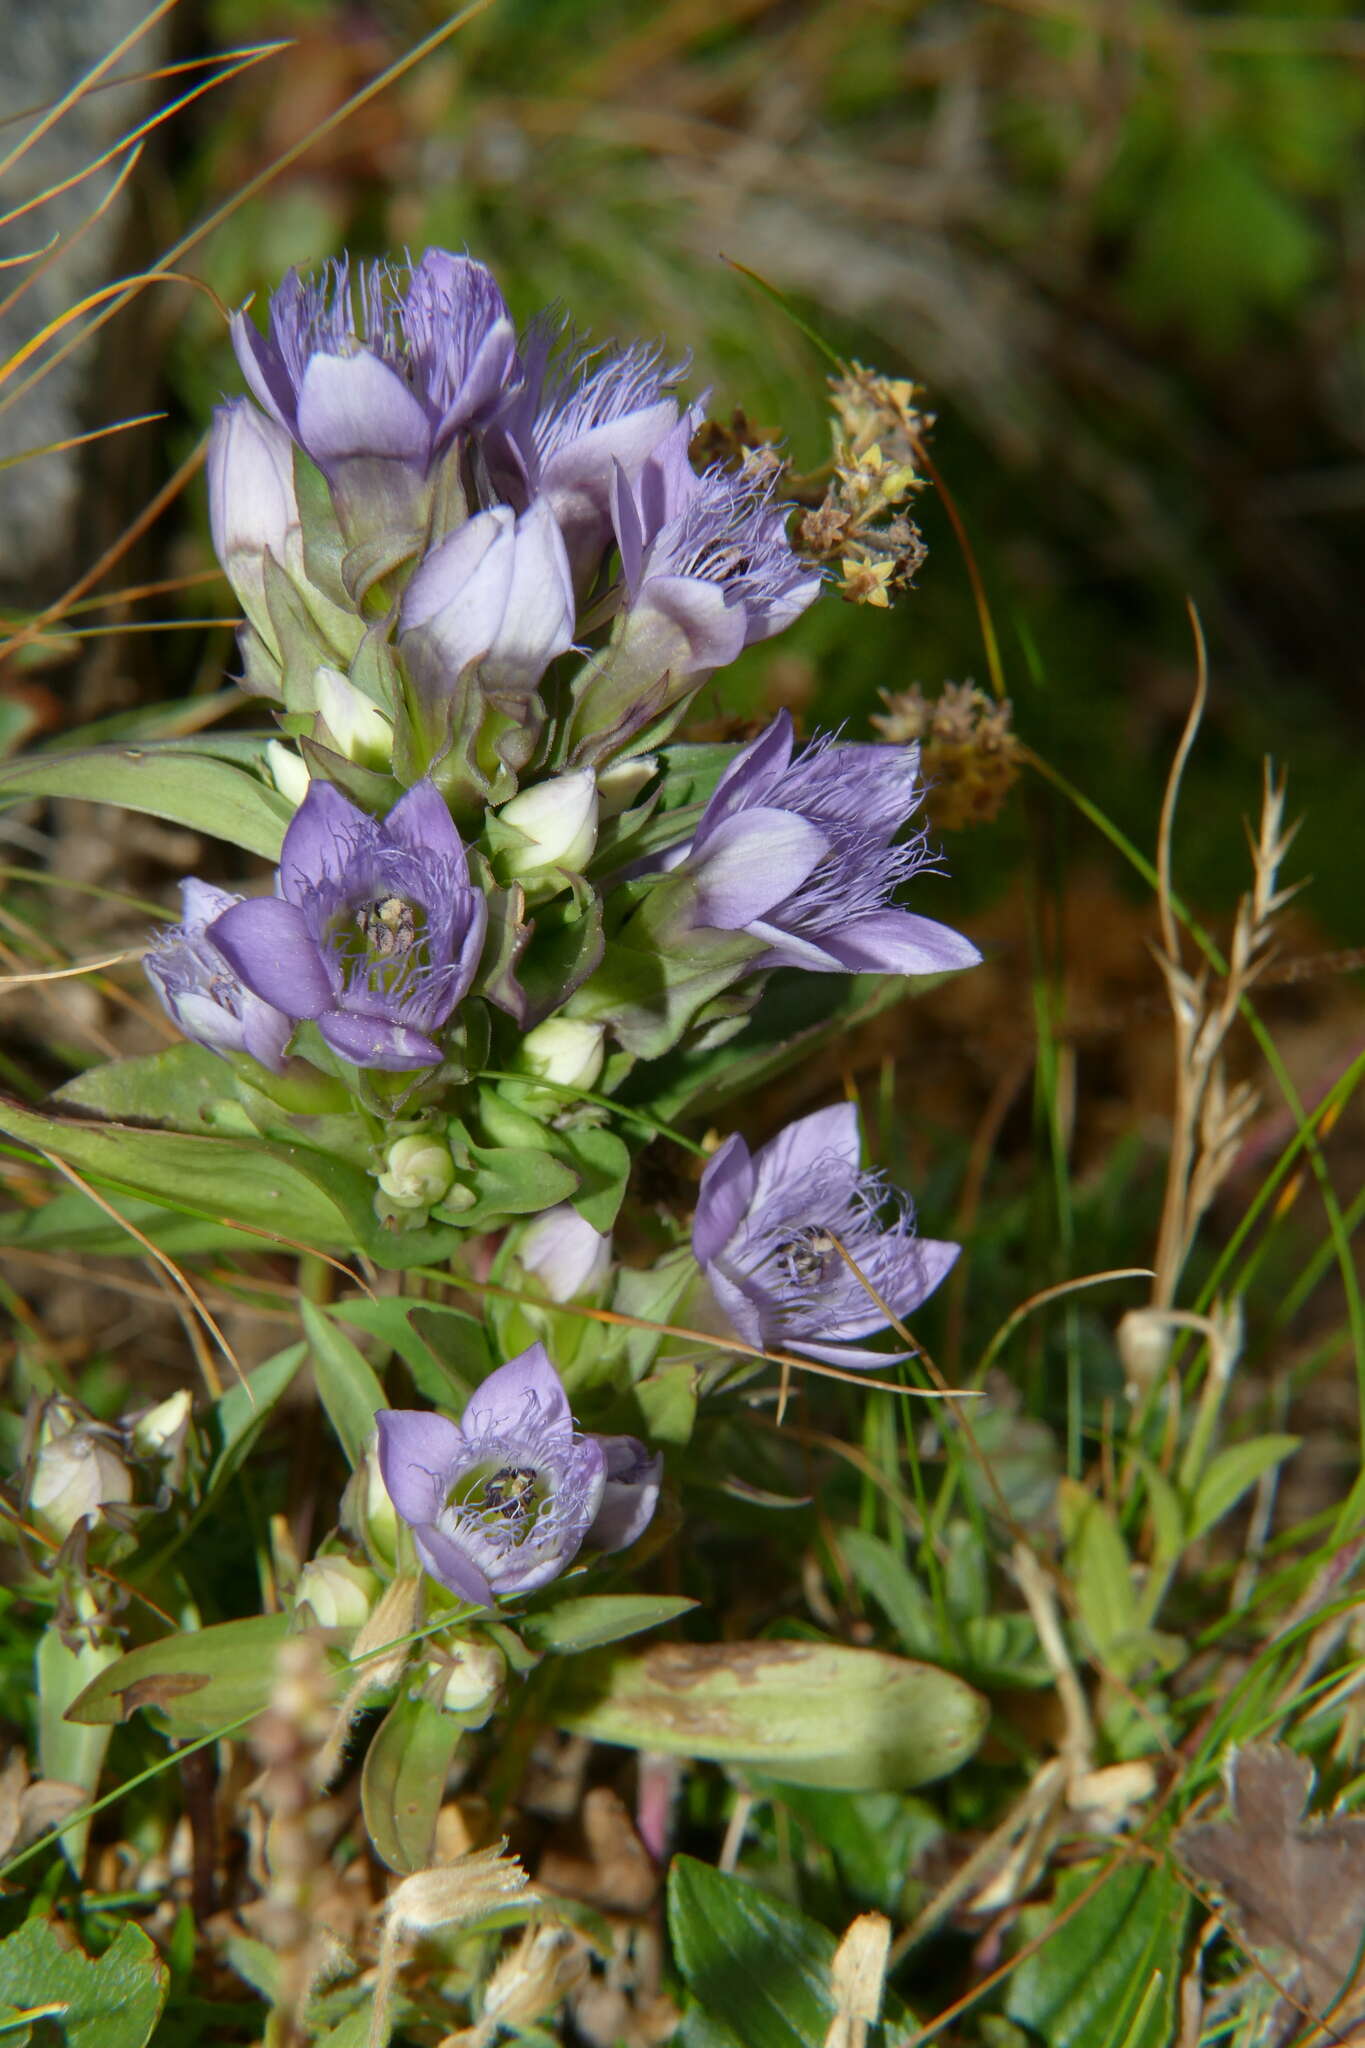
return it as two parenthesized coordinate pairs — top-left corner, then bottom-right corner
(668, 1854), (908, 2047)
(67, 1614), (294, 1738)
(0, 745), (292, 859)
(521, 1594), (698, 1654)
(302, 1300), (386, 1469)
(839, 1526), (945, 1660)
(0, 1919), (168, 2048)
(36, 1621), (119, 1872)
(1188, 1435), (1300, 1542)
(1004, 1858), (1188, 2048)
(553, 1638), (986, 1789)
(360, 1688), (465, 1873)
(1058, 1479), (1141, 1669)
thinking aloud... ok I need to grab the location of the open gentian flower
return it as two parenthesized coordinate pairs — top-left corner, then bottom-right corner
(610, 422), (822, 679)
(230, 252), (516, 530)
(691, 1103), (959, 1367)
(660, 709), (981, 977)
(487, 324), (684, 584)
(210, 780), (486, 1071)
(145, 879), (292, 1072)
(376, 1345), (661, 1605)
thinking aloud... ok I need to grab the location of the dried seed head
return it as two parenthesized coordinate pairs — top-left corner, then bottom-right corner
(872, 681), (1022, 829)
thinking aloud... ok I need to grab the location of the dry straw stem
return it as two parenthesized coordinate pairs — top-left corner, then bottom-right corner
(1152, 609), (1301, 1307)
(824, 1912), (892, 2048)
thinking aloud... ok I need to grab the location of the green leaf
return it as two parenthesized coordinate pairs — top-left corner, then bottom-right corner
(839, 1528), (945, 1661)
(436, 1141), (578, 1230)
(553, 1638), (986, 1789)
(669, 1856), (838, 2048)
(0, 1181), (267, 1259)
(0, 1096), (366, 1251)
(1188, 1435), (1300, 1542)
(67, 1613), (294, 1739)
(0, 1920), (167, 2048)
(1004, 1859), (1188, 2048)
(333, 1297), (489, 1406)
(302, 1301), (387, 1469)
(628, 969), (937, 1124)
(521, 1594), (698, 1655)
(770, 1783), (944, 1918)
(1058, 1479), (1141, 1669)
(55, 1041), (253, 1131)
(36, 1622), (119, 1871)
(668, 1856), (906, 2048)
(205, 1343), (307, 1500)
(0, 745), (292, 859)
(633, 1363), (698, 1445)
(360, 1688), (465, 1874)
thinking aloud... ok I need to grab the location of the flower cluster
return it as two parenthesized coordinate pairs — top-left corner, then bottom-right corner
(139, 246), (981, 1616)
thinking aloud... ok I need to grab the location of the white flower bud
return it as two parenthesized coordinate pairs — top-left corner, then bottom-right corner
(516, 1017), (605, 1096)
(377, 1133), (456, 1210)
(518, 1204), (612, 1302)
(265, 739), (311, 807)
(497, 770), (598, 880)
(206, 399), (303, 655)
(30, 1428), (132, 1542)
(596, 754), (656, 818)
(359, 1440), (399, 1568)
(315, 666), (393, 767)
(129, 1389), (192, 1460)
(295, 1555), (381, 1630)
(428, 1638), (504, 1721)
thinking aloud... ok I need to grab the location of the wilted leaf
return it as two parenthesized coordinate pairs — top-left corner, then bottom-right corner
(68, 1614), (295, 1738)
(553, 1639), (986, 1790)
(1176, 1742), (1365, 2036)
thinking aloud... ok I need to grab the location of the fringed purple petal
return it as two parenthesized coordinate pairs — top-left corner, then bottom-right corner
(375, 1407), (465, 1523)
(586, 1436), (662, 1554)
(319, 1010), (442, 1071)
(692, 1133), (756, 1266)
(462, 1344), (573, 1446)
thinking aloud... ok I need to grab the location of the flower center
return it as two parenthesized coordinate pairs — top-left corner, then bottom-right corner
(357, 894), (417, 958)
(447, 1459), (548, 1545)
(777, 1225), (837, 1290)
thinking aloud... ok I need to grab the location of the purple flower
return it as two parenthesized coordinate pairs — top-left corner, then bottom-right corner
(210, 780), (486, 1071)
(231, 251), (516, 483)
(691, 1103), (959, 1368)
(376, 1344), (660, 1606)
(398, 498), (575, 705)
(661, 710), (981, 977)
(610, 422), (822, 678)
(205, 399), (303, 656)
(145, 879), (292, 1071)
(487, 323), (683, 583)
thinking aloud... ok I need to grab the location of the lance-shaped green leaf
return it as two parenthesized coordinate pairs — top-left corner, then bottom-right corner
(301, 1299), (386, 1470)
(0, 1919), (167, 2048)
(668, 1855), (909, 2048)
(551, 1639), (986, 1790)
(1188, 1435), (1300, 1542)
(1005, 1859), (1188, 2048)
(37, 1620), (119, 1871)
(521, 1594), (698, 1655)
(67, 1614), (296, 1739)
(0, 745), (292, 858)
(361, 1688), (466, 1874)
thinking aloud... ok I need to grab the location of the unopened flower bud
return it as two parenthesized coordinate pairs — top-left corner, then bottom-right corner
(315, 667), (394, 767)
(518, 1204), (612, 1302)
(30, 1428), (132, 1542)
(206, 399), (303, 655)
(501, 1018), (607, 1114)
(516, 1018), (604, 1096)
(377, 1133), (456, 1210)
(265, 739), (310, 807)
(295, 1555), (381, 1630)
(129, 1389), (192, 1461)
(352, 1439), (399, 1568)
(597, 755), (656, 818)
(427, 1637), (504, 1722)
(497, 770), (598, 881)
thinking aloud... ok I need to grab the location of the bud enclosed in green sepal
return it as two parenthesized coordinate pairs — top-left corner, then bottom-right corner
(295, 1555), (382, 1630)
(377, 1133), (456, 1211)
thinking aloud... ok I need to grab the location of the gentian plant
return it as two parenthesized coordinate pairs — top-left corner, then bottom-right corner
(0, 243), (1018, 2046)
